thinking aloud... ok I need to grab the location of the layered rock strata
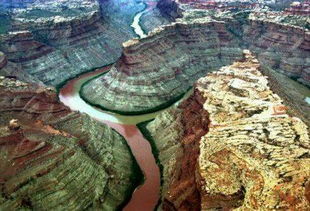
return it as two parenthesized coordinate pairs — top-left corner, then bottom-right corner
(81, 20), (244, 113)
(0, 0), (150, 87)
(140, 51), (310, 210)
(0, 51), (40, 84)
(0, 77), (140, 210)
(140, 1), (171, 33)
(138, 108), (184, 208)
(82, 14), (309, 113)
(285, 1), (310, 16)
(145, 90), (210, 210)
(0, 51), (7, 69)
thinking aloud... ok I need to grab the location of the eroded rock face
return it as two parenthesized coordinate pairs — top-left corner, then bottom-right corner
(81, 20), (244, 113)
(243, 18), (309, 84)
(0, 0), (159, 87)
(162, 90), (210, 211)
(140, 51), (310, 210)
(197, 51), (310, 210)
(144, 108), (184, 209)
(0, 50), (40, 85)
(157, 0), (182, 20)
(0, 77), (139, 210)
(82, 14), (309, 113)
(142, 89), (210, 210)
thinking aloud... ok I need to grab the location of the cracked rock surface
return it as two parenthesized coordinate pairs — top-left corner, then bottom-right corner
(141, 51), (310, 210)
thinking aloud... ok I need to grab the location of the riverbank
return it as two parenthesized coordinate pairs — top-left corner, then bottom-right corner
(59, 67), (161, 210)
(58, 1), (178, 210)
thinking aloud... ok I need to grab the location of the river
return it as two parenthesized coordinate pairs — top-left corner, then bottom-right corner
(59, 65), (160, 210)
(59, 3), (174, 210)
(130, 1), (151, 38)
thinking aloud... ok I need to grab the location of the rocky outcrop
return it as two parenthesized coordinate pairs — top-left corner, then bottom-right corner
(139, 108), (184, 208)
(197, 51), (310, 210)
(139, 51), (310, 210)
(0, 50), (40, 84)
(0, 77), (140, 210)
(284, 1), (310, 16)
(82, 14), (309, 113)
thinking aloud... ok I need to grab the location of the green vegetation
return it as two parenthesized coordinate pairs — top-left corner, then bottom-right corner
(55, 63), (114, 94)
(136, 120), (163, 210)
(79, 66), (192, 115)
(80, 84), (190, 115)
(115, 129), (144, 211)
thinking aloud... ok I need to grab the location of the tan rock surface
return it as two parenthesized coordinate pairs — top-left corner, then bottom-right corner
(142, 50), (310, 210)
(197, 50), (310, 210)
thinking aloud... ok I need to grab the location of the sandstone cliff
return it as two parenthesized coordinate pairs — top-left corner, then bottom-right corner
(139, 51), (310, 210)
(82, 13), (309, 113)
(0, 77), (141, 210)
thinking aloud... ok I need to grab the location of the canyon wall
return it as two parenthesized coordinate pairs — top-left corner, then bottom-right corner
(82, 15), (309, 114)
(0, 50), (40, 84)
(243, 19), (310, 85)
(140, 51), (310, 210)
(0, 0), (147, 87)
(157, 0), (182, 20)
(0, 76), (140, 210)
(81, 20), (244, 114)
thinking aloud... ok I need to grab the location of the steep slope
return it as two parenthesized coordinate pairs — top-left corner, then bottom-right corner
(0, 0), (151, 87)
(139, 51), (310, 210)
(81, 20), (244, 114)
(0, 77), (140, 210)
(81, 13), (309, 114)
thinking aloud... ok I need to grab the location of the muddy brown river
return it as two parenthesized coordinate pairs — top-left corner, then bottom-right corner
(59, 2), (182, 209)
(59, 65), (192, 210)
(59, 66), (161, 210)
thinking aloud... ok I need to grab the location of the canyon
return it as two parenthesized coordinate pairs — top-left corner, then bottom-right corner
(81, 8), (310, 114)
(0, 0), (309, 210)
(0, 0), (168, 87)
(0, 76), (140, 210)
(0, 0), (166, 210)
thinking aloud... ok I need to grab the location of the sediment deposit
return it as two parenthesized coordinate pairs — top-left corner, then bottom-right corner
(0, 76), (139, 210)
(140, 51), (310, 210)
